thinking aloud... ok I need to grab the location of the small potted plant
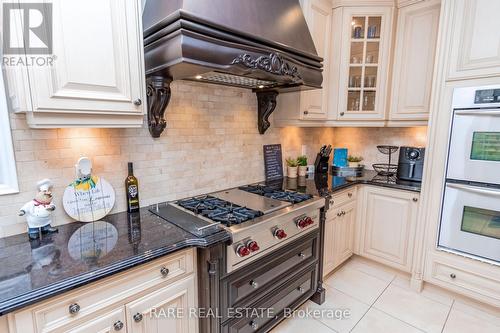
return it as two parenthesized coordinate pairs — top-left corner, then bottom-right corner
(286, 157), (298, 178)
(347, 155), (364, 168)
(297, 155), (308, 177)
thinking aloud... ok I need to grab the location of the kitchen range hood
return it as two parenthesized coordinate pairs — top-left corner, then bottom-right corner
(142, 0), (323, 137)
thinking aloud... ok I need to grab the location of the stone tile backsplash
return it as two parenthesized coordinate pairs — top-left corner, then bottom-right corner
(0, 81), (427, 237)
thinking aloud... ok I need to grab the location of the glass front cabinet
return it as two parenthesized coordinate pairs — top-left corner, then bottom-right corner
(335, 7), (393, 121)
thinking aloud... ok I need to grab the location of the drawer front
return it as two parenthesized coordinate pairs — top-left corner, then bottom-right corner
(17, 249), (194, 333)
(58, 306), (126, 333)
(426, 254), (500, 307)
(222, 268), (316, 333)
(222, 231), (318, 317)
(329, 187), (356, 209)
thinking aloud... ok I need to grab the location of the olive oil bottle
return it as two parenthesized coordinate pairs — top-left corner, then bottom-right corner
(125, 162), (140, 213)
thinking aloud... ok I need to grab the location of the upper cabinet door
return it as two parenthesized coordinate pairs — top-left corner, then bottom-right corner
(447, 0), (500, 81)
(336, 7), (394, 121)
(25, 0), (145, 127)
(389, 0), (440, 121)
(299, 0), (332, 120)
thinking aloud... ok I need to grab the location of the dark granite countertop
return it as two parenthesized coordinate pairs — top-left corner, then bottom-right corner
(280, 169), (421, 197)
(0, 208), (230, 315)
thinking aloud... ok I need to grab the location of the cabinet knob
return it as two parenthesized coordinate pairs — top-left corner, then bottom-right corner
(133, 313), (143, 323)
(68, 303), (80, 315)
(337, 212), (342, 217)
(450, 273), (456, 279)
(329, 199), (334, 206)
(340, 112), (345, 116)
(303, 110), (309, 115)
(413, 197), (418, 202)
(250, 280), (259, 289)
(160, 266), (169, 277)
(298, 252), (306, 259)
(342, 210), (346, 216)
(133, 98), (142, 106)
(249, 320), (259, 330)
(348, 192), (352, 198)
(297, 286), (305, 294)
(114, 320), (124, 331)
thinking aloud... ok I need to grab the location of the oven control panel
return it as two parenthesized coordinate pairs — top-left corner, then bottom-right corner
(474, 89), (500, 104)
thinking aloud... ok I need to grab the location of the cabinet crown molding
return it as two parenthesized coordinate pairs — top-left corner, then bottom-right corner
(332, 0), (396, 9)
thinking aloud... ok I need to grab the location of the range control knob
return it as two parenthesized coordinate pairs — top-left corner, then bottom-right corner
(273, 228), (287, 240)
(297, 219), (307, 229)
(304, 217), (314, 226)
(236, 244), (250, 257)
(247, 240), (260, 252)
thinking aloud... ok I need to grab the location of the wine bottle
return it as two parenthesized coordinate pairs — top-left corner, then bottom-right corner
(125, 162), (140, 213)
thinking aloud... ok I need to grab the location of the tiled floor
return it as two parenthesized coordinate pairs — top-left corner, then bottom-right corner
(270, 256), (500, 333)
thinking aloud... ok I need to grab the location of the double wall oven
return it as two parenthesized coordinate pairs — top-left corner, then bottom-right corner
(439, 85), (500, 264)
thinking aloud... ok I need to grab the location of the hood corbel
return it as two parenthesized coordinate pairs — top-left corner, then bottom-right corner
(256, 90), (279, 134)
(146, 75), (171, 138)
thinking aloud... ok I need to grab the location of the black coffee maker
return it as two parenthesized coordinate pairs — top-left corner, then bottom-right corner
(396, 147), (425, 182)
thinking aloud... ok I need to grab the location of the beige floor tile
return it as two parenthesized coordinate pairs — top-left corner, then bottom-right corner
(443, 306), (500, 333)
(344, 256), (399, 283)
(391, 274), (454, 307)
(269, 314), (336, 333)
(374, 284), (451, 333)
(325, 265), (390, 305)
(351, 308), (424, 333)
(452, 298), (500, 326)
(305, 287), (370, 333)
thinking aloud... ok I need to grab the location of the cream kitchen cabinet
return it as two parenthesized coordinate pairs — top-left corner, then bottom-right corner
(323, 188), (357, 276)
(7, 249), (197, 333)
(126, 276), (197, 333)
(4, 0), (145, 128)
(333, 6), (394, 122)
(446, 0), (500, 81)
(274, 0), (332, 125)
(357, 186), (419, 272)
(388, 0), (440, 123)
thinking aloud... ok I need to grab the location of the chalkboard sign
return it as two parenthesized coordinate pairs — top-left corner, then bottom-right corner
(263, 144), (284, 180)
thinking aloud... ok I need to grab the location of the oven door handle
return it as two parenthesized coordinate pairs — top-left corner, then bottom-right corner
(454, 110), (500, 116)
(447, 182), (500, 195)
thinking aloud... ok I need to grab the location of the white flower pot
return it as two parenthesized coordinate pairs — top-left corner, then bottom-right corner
(287, 166), (298, 178)
(348, 161), (359, 168)
(298, 166), (308, 177)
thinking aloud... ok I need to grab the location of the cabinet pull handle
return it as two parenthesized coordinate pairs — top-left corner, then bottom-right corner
(413, 197), (418, 202)
(298, 252), (306, 259)
(450, 273), (456, 279)
(250, 320), (259, 330)
(114, 320), (124, 331)
(133, 98), (142, 106)
(160, 266), (169, 277)
(337, 212), (342, 217)
(68, 303), (80, 315)
(133, 313), (143, 322)
(250, 280), (259, 289)
(340, 112), (345, 116)
(303, 110), (309, 115)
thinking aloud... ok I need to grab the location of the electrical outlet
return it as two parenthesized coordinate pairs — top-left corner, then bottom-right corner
(301, 145), (307, 156)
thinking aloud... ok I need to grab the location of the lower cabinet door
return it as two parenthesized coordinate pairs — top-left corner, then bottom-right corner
(359, 186), (419, 272)
(126, 276), (197, 333)
(59, 307), (126, 333)
(333, 201), (356, 268)
(323, 212), (338, 276)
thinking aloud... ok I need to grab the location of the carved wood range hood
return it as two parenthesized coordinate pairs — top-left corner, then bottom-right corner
(142, 0), (323, 137)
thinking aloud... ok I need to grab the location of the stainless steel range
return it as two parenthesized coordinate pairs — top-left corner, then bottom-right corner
(151, 182), (325, 332)
(152, 184), (324, 273)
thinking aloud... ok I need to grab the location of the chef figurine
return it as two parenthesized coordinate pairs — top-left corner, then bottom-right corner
(19, 179), (58, 240)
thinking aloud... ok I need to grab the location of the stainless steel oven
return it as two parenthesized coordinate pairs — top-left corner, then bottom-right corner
(438, 85), (500, 264)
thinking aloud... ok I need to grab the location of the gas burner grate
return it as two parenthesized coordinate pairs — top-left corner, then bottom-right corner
(176, 195), (263, 226)
(239, 185), (313, 204)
